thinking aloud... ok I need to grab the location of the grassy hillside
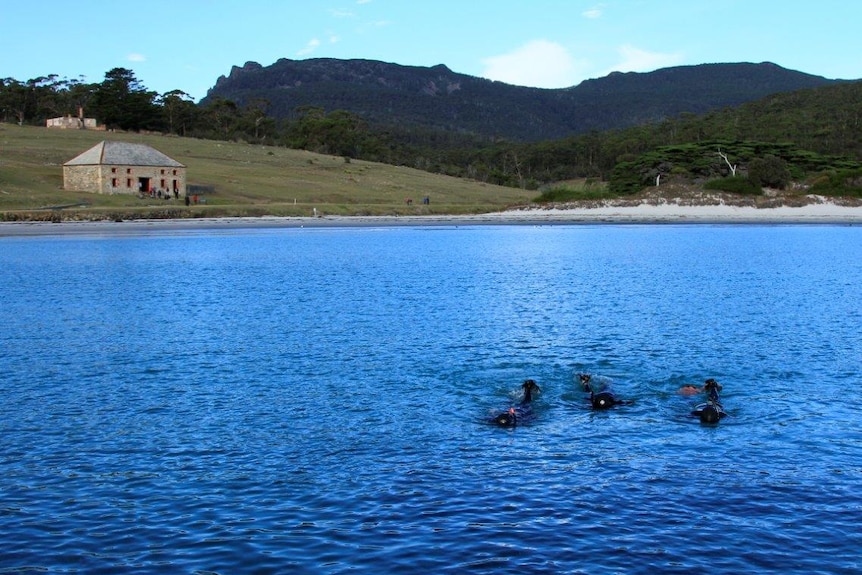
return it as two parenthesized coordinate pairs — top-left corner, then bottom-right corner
(0, 124), (533, 221)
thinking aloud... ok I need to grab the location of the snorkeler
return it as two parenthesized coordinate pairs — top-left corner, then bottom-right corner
(678, 378), (723, 396)
(578, 373), (630, 410)
(690, 379), (726, 423)
(493, 379), (541, 427)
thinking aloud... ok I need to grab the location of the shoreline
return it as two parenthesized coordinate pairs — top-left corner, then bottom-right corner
(2, 202), (862, 236)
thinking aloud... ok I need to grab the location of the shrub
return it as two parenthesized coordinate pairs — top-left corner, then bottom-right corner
(809, 168), (862, 197)
(608, 160), (646, 195)
(533, 185), (611, 203)
(704, 177), (762, 195)
(748, 155), (791, 189)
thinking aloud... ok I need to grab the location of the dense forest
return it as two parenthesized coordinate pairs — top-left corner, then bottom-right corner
(3, 65), (862, 198)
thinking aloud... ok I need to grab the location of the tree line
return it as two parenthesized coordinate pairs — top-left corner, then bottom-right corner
(1, 68), (261, 138)
(0, 68), (407, 151)
(3, 68), (861, 197)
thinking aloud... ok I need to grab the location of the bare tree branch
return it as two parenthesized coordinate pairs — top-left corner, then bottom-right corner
(718, 148), (737, 176)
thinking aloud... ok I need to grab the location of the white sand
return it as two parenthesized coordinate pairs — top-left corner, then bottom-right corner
(490, 201), (862, 224)
(2, 201), (861, 236)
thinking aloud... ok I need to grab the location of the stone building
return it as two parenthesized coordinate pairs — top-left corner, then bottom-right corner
(47, 107), (99, 129)
(47, 116), (98, 129)
(63, 141), (186, 196)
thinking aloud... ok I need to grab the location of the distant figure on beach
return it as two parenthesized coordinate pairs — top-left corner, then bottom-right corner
(579, 373), (630, 410)
(493, 379), (541, 427)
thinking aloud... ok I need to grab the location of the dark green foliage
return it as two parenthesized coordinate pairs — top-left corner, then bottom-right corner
(533, 182), (610, 203)
(704, 177), (762, 195)
(0, 74), (90, 126)
(608, 140), (862, 195)
(158, 90), (199, 136)
(89, 68), (161, 131)
(281, 107), (382, 158)
(747, 155), (791, 189)
(809, 168), (862, 197)
(608, 160), (647, 195)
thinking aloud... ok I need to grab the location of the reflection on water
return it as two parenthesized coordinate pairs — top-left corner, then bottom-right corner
(1, 224), (861, 574)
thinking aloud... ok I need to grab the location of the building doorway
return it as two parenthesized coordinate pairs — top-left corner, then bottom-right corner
(138, 177), (151, 193)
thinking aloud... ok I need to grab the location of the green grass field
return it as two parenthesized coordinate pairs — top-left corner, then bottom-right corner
(0, 124), (535, 221)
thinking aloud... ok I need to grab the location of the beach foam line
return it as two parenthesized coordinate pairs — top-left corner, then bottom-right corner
(2, 203), (862, 236)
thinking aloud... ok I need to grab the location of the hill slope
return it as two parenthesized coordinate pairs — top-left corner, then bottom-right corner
(203, 59), (839, 142)
(0, 124), (533, 220)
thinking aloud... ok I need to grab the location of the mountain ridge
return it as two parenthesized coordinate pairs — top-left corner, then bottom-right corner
(203, 58), (841, 142)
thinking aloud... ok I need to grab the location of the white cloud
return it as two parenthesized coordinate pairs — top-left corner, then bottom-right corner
(297, 38), (321, 57)
(328, 9), (355, 18)
(481, 40), (586, 88)
(127, 53), (146, 62)
(605, 44), (685, 74)
(582, 6), (603, 19)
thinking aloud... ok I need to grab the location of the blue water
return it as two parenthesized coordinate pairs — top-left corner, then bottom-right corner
(1, 224), (860, 574)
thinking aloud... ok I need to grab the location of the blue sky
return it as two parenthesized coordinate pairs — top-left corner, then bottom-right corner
(2, 0), (860, 101)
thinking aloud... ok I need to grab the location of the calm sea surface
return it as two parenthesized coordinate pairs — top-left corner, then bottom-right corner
(1, 223), (860, 574)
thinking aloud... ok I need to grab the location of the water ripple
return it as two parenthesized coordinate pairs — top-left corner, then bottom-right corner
(1, 226), (861, 573)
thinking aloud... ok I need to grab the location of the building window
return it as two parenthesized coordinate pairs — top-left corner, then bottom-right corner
(172, 170), (177, 176)
(127, 178), (132, 188)
(126, 168), (132, 174)
(160, 179), (166, 189)
(111, 178), (118, 187)
(111, 167), (117, 173)
(160, 169), (165, 175)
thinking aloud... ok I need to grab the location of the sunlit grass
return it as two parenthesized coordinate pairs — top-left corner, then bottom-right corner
(0, 124), (535, 220)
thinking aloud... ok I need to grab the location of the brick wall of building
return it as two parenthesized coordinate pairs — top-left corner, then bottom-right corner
(64, 165), (187, 195)
(63, 165), (101, 193)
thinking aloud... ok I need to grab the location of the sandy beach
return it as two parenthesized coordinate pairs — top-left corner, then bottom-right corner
(2, 201), (861, 236)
